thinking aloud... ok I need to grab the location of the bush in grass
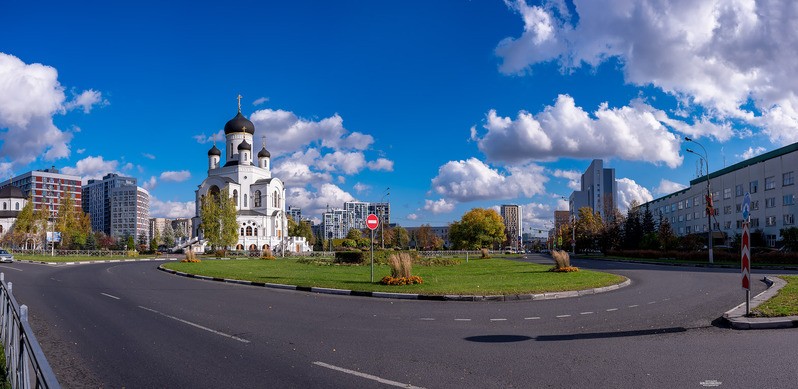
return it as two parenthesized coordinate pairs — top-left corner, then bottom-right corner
(334, 251), (365, 264)
(261, 247), (275, 260)
(126, 250), (138, 257)
(550, 250), (579, 272)
(181, 250), (201, 263)
(480, 248), (490, 259)
(380, 253), (423, 285)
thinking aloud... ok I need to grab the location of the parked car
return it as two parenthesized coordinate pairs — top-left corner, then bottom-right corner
(0, 249), (14, 263)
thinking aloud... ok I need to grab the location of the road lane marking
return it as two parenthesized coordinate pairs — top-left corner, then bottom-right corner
(137, 306), (250, 343)
(606, 308), (618, 312)
(647, 301), (657, 305)
(313, 361), (426, 389)
(580, 312), (594, 315)
(100, 293), (120, 300)
(628, 304), (639, 308)
(556, 315), (571, 318)
(419, 318), (435, 321)
(490, 318), (507, 322)
(454, 318), (471, 321)
(524, 317), (540, 320)
(0, 266), (22, 272)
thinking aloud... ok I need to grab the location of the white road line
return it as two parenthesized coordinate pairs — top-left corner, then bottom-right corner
(100, 293), (120, 300)
(628, 304), (639, 308)
(606, 308), (619, 312)
(454, 318), (471, 321)
(647, 301), (657, 304)
(556, 315), (571, 318)
(580, 311), (594, 315)
(313, 361), (426, 389)
(419, 318), (435, 321)
(524, 317), (541, 320)
(490, 318), (508, 322)
(138, 306), (250, 343)
(0, 266), (22, 272)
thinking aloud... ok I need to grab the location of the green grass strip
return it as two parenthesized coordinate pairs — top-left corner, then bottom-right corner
(753, 276), (798, 317)
(164, 257), (625, 295)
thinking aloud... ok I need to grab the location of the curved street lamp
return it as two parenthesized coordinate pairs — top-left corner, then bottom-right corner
(685, 136), (714, 264)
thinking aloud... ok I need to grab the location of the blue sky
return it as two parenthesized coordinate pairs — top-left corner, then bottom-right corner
(2, 1), (796, 234)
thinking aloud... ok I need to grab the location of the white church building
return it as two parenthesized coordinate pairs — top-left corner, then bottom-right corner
(191, 98), (311, 253)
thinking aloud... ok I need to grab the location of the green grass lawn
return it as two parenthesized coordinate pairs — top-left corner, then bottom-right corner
(164, 257), (626, 295)
(753, 276), (798, 317)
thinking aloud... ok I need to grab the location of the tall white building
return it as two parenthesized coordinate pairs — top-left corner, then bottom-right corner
(500, 204), (522, 249)
(570, 159), (618, 223)
(110, 185), (150, 242)
(192, 99), (310, 252)
(83, 173), (137, 235)
(642, 141), (798, 247)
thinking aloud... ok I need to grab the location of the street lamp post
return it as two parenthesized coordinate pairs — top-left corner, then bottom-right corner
(685, 136), (714, 264)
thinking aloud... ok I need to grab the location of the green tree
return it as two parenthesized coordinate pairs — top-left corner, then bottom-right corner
(200, 193), (221, 248)
(780, 227), (798, 251)
(641, 204), (656, 235)
(289, 220), (315, 245)
(448, 208), (506, 250)
(85, 232), (97, 250)
(657, 216), (677, 250)
(218, 189), (239, 251)
(149, 237), (158, 252)
(391, 226), (409, 249)
(575, 207), (603, 252)
(623, 200), (642, 249)
(599, 208), (624, 252)
(346, 228), (362, 240)
(162, 223), (175, 248)
(126, 235), (135, 250)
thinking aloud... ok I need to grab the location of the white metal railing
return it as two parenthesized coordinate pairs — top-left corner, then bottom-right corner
(0, 273), (60, 388)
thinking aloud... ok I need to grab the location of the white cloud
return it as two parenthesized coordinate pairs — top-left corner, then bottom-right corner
(150, 197), (195, 218)
(353, 182), (370, 194)
(616, 177), (653, 212)
(0, 162), (13, 180)
(253, 97), (269, 106)
(193, 130), (224, 144)
(496, 0), (798, 146)
(315, 151), (366, 174)
(737, 146), (767, 160)
(0, 53), (77, 167)
(122, 162), (134, 171)
(77, 148), (85, 154)
(423, 199), (456, 214)
(272, 160), (333, 187)
(552, 169), (581, 190)
(61, 155), (118, 183)
(64, 89), (106, 113)
(367, 158), (394, 172)
(430, 158), (547, 202)
(141, 176), (157, 191)
(473, 96), (684, 167)
(159, 170), (191, 182)
(142, 153), (156, 160)
(520, 202), (552, 230)
(556, 197), (569, 211)
(406, 213), (419, 221)
(285, 183), (356, 218)
(655, 179), (688, 196)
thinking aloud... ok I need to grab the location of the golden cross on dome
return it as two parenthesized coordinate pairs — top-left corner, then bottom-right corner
(237, 94), (243, 113)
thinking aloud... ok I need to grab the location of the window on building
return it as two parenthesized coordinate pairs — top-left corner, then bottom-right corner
(766, 216), (776, 226)
(735, 184), (743, 197)
(723, 188), (731, 199)
(671, 204), (676, 212)
(724, 205), (732, 214)
(767, 234), (777, 247)
(678, 215), (684, 222)
(1, 203), (5, 210)
(784, 171), (795, 186)
(233, 190), (238, 206)
(736, 204), (742, 213)
(724, 221), (732, 229)
(244, 194), (248, 207)
(15, 202), (19, 210)
(766, 198), (776, 208)
(254, 228), (258, 236)
(765, 176), (775, 190)
(678, 201), (683, 210)
(785, 214), (795, 226)
(686, 213), (692, 221)
(736, 220), (743, 228)
(685, 200), (691, 209)
(254, 191), (261, 207)
(695, 211), (700, 219)
(713, 191), (720, 201)
(752, 200), (760, 210)
(685, 226), (691, 234)
(240, 228), (244, 236)
(694, 196), (700, 206)
(246, 226), (253, 236)
(784, 194), (795, 206)
(678, 227), (684, 234)
(751, 218), (759, 227)
(751, 180), (760, 193)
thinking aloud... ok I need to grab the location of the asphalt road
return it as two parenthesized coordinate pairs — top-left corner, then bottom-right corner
(2, 255), (797, 388)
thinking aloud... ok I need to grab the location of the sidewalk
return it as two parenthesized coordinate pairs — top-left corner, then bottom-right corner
(723, 276), (798, 329)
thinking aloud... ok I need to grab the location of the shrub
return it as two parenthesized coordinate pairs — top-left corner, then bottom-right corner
(181, 250), (201, 263)
(480, 248), (490, 259)
(214, 249), (226, 258)
(126, 250), (138, 257)
(550, 250), (579, 272)
(261, 247), (275, 260)
(380, 275), (423, 285)
(388, 253), (414, 278)
(334, 251), (365, 264)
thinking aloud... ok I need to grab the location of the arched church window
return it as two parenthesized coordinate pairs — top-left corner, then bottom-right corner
(244, 194), (248, 207)
(254, 227), (258, 236)
(254, 191), (261, 207)
(244, 153), (248, 161)
(273, 191), (278, 207)
(15, 202), (19, 210)
(246, 226), (252, 236)
(233, 190), (238, 206)
(240, 228), (244, 236)
(2, 203), (5, 210)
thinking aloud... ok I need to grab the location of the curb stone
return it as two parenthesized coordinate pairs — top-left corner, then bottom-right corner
(18, 258), (179, 266)
(575, 255), (798, 271)
(723, 276), (798, 329)
(157, 264), (632, 302)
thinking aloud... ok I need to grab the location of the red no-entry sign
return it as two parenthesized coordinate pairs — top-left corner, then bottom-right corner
(366, 214), (379, 231)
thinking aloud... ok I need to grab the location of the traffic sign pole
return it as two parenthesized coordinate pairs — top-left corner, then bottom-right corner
(742, 192), (751, 315)
(366, 214), (379, 283)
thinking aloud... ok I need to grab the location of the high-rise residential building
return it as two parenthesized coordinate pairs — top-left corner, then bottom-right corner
(149, 217), (169, 242)
(82, 173), (137, 235)
(287, 206), (302, 222)
(0, 166), (82, 218)
(171, 218), (191, 244)
(500, 204), (522, 249)
(322, 208), (351, 240)
(641, 141), (798, 247)
(344, 201), (370, 229)
(569, 159), (618, 223)
(110, 185), (150, 243)
(369, 202), (390, 226)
